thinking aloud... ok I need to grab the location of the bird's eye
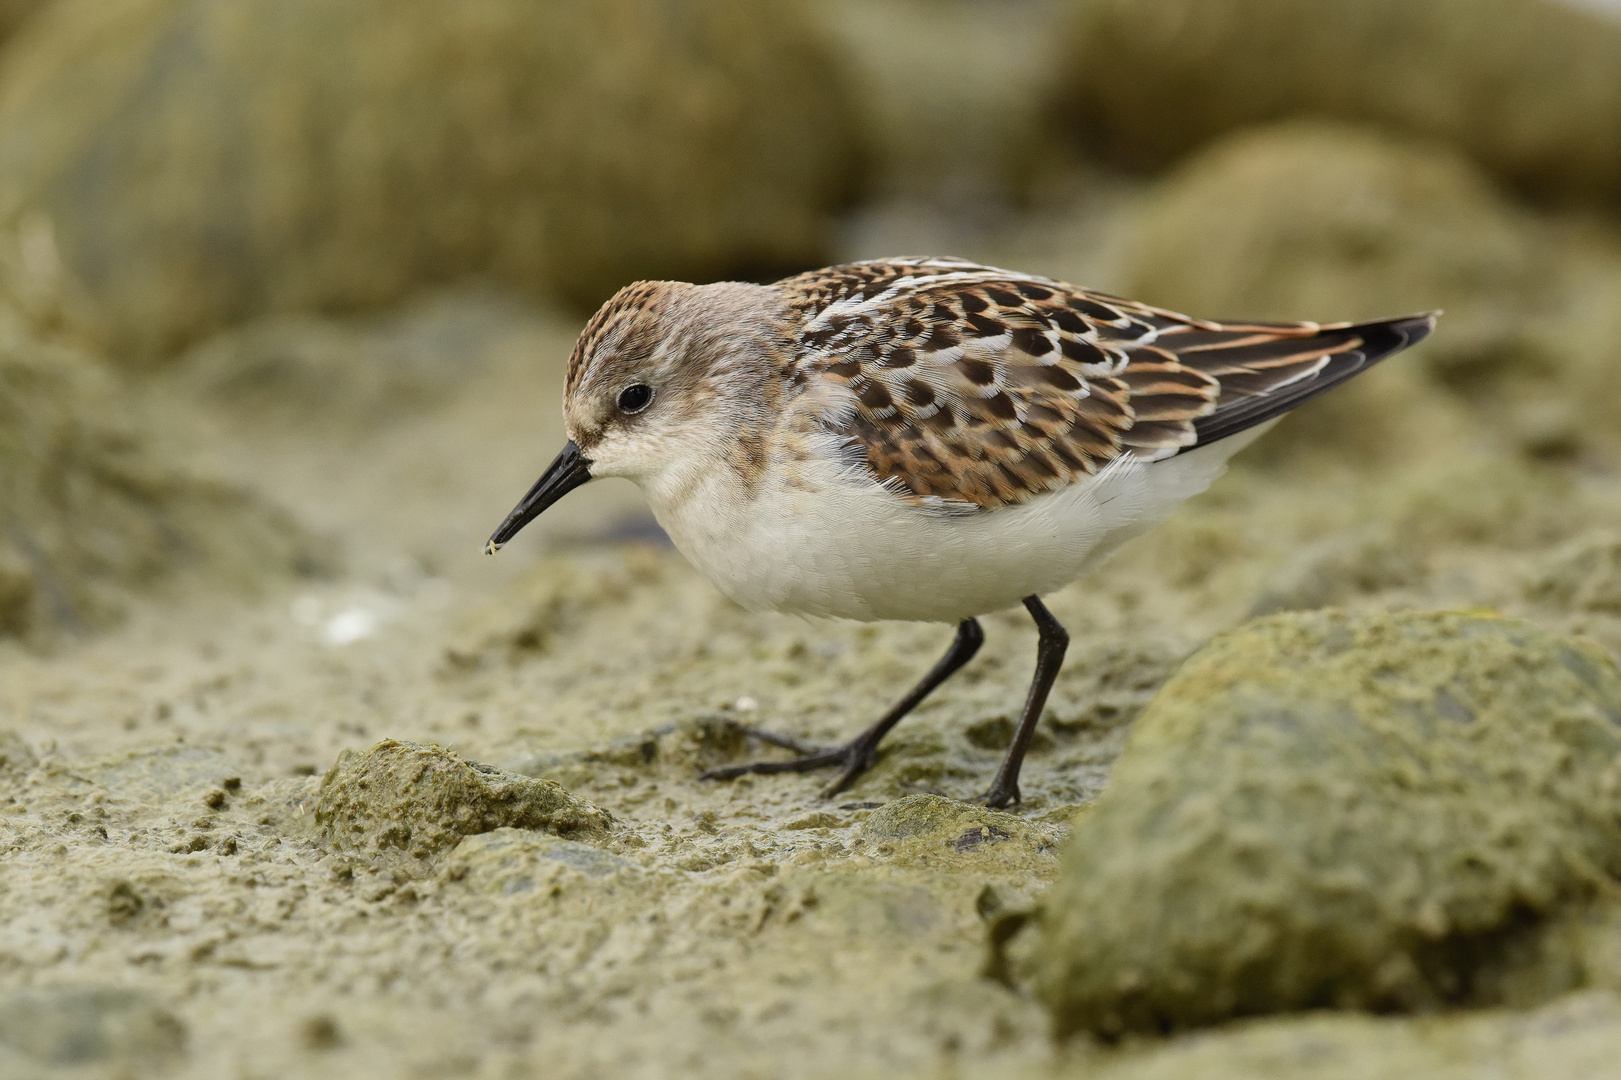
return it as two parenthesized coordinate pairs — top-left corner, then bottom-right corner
(617, 383), (654, 414)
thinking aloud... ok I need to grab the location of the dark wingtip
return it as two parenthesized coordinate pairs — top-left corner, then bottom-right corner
(1393, 310), (1440, 349)
(1185, 309), (1442, 449)
(1357, 310), (1440, 363)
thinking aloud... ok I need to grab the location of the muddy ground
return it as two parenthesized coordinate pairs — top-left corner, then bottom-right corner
(4, 3), (1621, 1071)
(2, 261), (1621, 1078)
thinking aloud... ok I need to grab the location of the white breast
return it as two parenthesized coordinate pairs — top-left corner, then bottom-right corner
(644, 425), (1271, 624)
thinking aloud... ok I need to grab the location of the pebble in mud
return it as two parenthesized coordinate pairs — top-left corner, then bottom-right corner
(315, 739), (613, 878)
(1035, 609), (1621, 1038)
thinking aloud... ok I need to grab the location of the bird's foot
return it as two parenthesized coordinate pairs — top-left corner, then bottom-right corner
(700, 721), (879, 797)
(971, 780), (1021, 810)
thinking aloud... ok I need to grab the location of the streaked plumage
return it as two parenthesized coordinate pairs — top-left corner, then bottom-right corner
(780, 258), (1429, 510)
(489, 257), (1437, 806)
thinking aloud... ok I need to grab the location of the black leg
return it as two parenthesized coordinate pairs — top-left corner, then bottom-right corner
(701, 618), (985, 797)
(977, 596), (1068, 809)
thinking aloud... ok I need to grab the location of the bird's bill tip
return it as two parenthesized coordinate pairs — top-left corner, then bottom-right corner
(485, 440), (592, 554)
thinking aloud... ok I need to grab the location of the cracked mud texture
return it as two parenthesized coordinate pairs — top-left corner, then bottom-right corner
(1035, 610), (1621, 1037)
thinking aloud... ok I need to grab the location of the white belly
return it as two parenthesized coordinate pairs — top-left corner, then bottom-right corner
(647, 427), (1270, 624)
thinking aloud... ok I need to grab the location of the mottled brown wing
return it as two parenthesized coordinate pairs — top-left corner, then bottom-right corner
(775, 259), (1435, 510)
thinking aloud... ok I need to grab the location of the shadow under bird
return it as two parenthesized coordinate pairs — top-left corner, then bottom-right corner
(487, 257), (1436, 808)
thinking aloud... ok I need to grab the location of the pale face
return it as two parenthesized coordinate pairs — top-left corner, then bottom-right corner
(485, 279), (786, 552)
(563, 285), (719, 486)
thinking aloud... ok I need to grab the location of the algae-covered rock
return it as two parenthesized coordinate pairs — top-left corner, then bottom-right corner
(1036, 609), (1621, 1037)
(1120, 123), (1564, 465)
(862, 793), (1016, 844)
(0, 319), (317, 640)
(316, 739), (612, 877)
(1048, 0), (1621, 204)
(1122, 124), (1544, 356)
(1069, 992), (1621, 1080)
(0, 0), (859, 362)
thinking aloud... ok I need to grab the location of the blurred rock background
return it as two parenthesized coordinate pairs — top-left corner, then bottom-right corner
(0, 0), (1616, 641)
(4, 1), (1621, 1078)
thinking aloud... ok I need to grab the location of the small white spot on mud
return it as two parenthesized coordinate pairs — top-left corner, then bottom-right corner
(323, 607), (379, 646)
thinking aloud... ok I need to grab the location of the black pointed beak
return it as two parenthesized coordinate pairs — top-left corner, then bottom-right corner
(485, 441), (592, 553)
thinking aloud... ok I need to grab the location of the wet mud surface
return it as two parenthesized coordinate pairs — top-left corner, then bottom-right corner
(2, 292), (1620, 1079)
(4, 1), (1621, 1076)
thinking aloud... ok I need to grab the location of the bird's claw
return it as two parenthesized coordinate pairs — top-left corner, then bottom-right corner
(700, 722), (879, 796)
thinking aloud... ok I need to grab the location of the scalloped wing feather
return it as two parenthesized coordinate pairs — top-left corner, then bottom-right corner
(774, 259), (1435, 510)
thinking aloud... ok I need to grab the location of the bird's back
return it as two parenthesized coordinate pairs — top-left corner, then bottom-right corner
(776, 257), (1434, 512)
(650, 258), (1435, 622)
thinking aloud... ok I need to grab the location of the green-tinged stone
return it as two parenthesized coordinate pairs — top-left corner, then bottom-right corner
(1037, 609), (1621, 1037)
(315, 739), (612, 878)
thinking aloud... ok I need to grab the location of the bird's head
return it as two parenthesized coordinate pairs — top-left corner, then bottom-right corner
(486, 278), (789, 553)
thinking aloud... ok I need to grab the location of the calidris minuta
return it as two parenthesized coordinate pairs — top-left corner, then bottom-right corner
(486, 257), (1436, 808)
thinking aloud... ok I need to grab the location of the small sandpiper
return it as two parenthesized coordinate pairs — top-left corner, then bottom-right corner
(487, 257), (1435, 808)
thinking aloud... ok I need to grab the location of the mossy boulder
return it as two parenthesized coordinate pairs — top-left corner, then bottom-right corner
(0, 317), (315, 640)
(0, 0), (859, 363)
(315, 739), (613, 878)
(1036, 609), (1621, 1038)
(1119, 123), (1571, 465)
(1047, 0), (1621, 205)
(1121, 124), (1545, 359)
